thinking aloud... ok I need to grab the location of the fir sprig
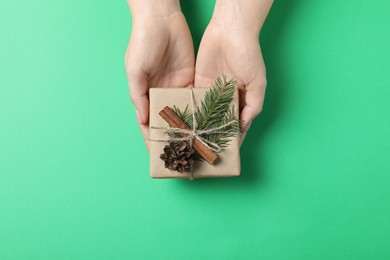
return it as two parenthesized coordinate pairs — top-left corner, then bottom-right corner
(195, 76), (237, 131)
(173, 105), (192, 128)
(172, 75), (241, 152)
(204, 106), (240, 149)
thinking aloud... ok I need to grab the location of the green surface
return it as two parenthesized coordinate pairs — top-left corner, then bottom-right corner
(1, 0), (390, 259)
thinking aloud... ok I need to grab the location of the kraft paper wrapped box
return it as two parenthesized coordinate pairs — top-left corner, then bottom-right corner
(149, 87), (241, 179)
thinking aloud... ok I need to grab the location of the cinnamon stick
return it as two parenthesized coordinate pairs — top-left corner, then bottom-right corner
(159, 106), (218, 165)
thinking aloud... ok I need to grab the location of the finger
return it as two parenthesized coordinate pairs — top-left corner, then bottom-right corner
(139, 123), (150, 151)
(127, 69), (149, 125)
(132, 91), (150, 151)
(127, 67), (150, 150)
(194, 74), (215, 88)
(240, 77), (266, 132)
(240, 131), (247, 146)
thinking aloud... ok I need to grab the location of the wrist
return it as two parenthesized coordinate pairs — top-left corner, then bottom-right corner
(212, 0), (273, 35)
(128, 0), (181, 20)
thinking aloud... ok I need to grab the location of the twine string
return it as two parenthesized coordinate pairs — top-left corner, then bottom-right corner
(150, 121), (235, 153)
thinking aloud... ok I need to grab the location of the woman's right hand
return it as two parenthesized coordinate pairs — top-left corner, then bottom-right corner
(125, 0), (195, 149)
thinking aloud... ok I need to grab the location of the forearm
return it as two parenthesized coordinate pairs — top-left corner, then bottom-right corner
(212, 0), (274, 34)
(127, 0), (181, 20)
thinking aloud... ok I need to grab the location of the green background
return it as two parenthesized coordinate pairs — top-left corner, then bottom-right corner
(1, 0), (390, 259)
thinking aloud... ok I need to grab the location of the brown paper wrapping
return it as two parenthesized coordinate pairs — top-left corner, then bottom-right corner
(149, 87), (241, 179)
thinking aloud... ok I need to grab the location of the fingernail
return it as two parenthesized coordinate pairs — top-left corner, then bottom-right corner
(136, 109), (144, 124)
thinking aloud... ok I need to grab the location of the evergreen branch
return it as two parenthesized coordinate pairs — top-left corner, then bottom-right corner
(195, 75), (237, 131)
(202, 106), (241, 149)
(173, 105), (193, 128)
(170, 76), (240, 153)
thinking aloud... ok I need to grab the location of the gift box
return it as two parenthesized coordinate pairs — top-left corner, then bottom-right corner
(149, 79), (241, 179)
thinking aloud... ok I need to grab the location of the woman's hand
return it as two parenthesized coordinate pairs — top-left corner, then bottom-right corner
(195, 0), (273, 133)
(125, 0), (194, 149)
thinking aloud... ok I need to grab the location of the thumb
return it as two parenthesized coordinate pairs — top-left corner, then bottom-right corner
(240, 79), (266, 132)
(127, 71), (150, 150)
(131, 92), (149, 126)
(241, 106), (258, 133)
(127, 70), (149, 125)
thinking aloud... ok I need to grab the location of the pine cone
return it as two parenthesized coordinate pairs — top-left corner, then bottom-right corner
(160, 141), (195, 172)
